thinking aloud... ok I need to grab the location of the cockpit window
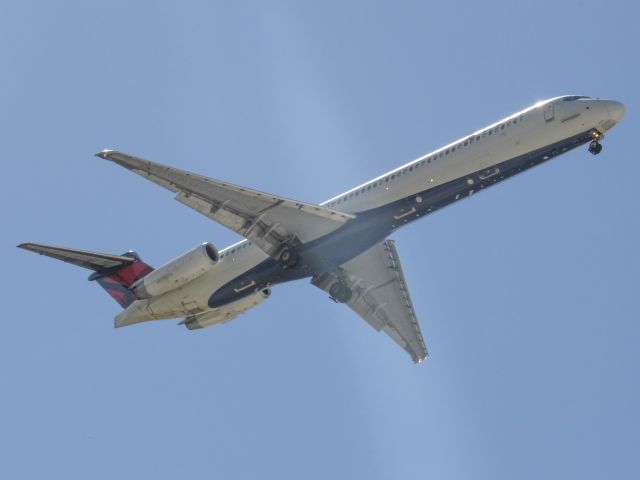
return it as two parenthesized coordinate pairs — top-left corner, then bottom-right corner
(562, 95), (590, 102)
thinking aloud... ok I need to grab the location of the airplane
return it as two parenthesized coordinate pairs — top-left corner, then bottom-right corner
(18, 95), (625, 363)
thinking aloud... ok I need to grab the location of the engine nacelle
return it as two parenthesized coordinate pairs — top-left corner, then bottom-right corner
(133, 242), (219, 299)
(184, 287), (271, 330)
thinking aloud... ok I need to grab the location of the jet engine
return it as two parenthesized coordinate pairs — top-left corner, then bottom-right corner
(132, 242), (219, 299)
(183, 287), (271, 330)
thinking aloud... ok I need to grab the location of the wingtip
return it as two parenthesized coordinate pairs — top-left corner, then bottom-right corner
(17, 243), (46, 255)
(413, 351), (428, 364)
(95, 149), (116, 160)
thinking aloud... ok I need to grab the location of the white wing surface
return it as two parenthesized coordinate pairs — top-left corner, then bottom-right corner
(312, 240), (427, 363)
(97, 150), (354, 258)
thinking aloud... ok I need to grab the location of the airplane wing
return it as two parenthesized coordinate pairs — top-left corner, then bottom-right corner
(17, 243), (135, 271)
(96, 150), (354, 259)
(311, 240), (428, 363)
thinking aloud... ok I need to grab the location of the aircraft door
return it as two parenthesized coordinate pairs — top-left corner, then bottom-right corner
(544, 103), (555, 122)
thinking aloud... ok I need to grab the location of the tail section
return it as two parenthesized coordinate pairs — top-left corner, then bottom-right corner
(89, 252), (154, 307)
(17, 243), (153, 308)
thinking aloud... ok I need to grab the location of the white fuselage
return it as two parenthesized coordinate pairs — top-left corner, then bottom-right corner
(116, 96), (624, 327)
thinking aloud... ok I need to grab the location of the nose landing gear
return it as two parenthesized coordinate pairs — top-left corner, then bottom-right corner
(589, 140), (603, 155)
(589, 131), (604, 155)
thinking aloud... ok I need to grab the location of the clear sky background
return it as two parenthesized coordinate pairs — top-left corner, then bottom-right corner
(2, 1), (638, 479)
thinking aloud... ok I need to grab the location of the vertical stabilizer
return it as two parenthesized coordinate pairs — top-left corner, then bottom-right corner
(89, 252), (154, 307)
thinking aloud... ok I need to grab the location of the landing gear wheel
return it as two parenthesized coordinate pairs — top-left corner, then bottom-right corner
(329, 282), (352, 303)
(588, 140), (603, 155)
(278, 248), (299, 268)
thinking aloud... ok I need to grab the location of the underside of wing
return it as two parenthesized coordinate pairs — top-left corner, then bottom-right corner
(17, 243), (135, 271)
(96, 150), (354, 259)
(312, 240), (427, 363)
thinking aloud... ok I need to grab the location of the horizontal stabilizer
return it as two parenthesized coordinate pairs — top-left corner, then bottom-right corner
(18, 243), (154, 308)
(17, 243), (136, 272)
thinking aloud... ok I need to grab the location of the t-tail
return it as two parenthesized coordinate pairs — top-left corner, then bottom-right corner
(17, 243), (154, 308)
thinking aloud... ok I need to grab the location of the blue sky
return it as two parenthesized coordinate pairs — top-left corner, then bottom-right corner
(2, 1), (638, 478)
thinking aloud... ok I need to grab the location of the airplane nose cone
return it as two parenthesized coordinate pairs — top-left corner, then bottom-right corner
(606, 100), (625, 123)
